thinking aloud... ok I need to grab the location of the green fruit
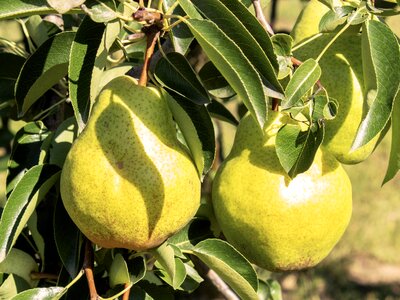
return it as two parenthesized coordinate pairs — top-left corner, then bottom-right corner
(212, 113), (352, 271)
(60, 76), (201, 250)
(291, 0), (331, 44)
(294, 33), (379, 164)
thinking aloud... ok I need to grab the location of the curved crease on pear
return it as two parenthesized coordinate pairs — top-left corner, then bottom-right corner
(212, 113), (352, 271)
(60, 75), (201, 250)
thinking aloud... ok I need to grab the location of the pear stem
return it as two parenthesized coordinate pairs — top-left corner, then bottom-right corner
(83, 239), (99, 300)
(138, 25), (161, 87)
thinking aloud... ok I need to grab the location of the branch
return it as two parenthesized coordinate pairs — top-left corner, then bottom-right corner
(83, 239), (98, 300)
(138, 25), (161, 87)
(252, 0), (274, 35)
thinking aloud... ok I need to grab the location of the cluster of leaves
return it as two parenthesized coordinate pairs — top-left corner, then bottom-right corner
(0, 0), (398, 299)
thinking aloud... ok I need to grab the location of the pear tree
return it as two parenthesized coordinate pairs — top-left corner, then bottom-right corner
(0, 0), (399, 299)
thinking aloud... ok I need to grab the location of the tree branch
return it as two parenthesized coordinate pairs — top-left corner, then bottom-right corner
(138, 25), (161, 87)
(252, 0), (274, 35)
(83, 239), (98, 300)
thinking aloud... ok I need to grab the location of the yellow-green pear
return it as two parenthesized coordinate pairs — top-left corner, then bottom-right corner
(212, 113), (352, 271)
(291, 0), (332, 44)
(294, 33), (379, 164)
(60, 76), (201, 250)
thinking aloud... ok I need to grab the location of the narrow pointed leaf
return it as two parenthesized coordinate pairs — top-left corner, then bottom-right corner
(0, 53), (25, 103)
(6, 122), (51, 195)
(54, 196), (82, 278)
(193, 239), (259, 300)
(383, 90), (400, 184)
(11, 287), (65, 300)
(69, 16), (106, 132)
(177, 0), (203, 19)
(191, 0), (283, 98)
(168, 219), (213, 250)
(155, 52), (210, 105)
(276, 124), (324, 178)
(282, 59), (321, 109)
(109, 254), (130, 288)
(0, 0), (80, 20)
(153, 243), (176, 285)
(185, 19), (267, 128)
(352, 20), (400, 149)
(0, 164), (61, 262)
(47, 0), (85, 14)
(164, 90), (215, 176)
(207, 100), (239, 126)
(15, 32), (75, 117)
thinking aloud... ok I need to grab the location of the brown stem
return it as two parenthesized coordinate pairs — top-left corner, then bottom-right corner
(252, 0), (274, 35)
(272, 98), (279, 111)
(83, 239), (98, 300)
(30, 272), (59, 281)
(122, 283), (132, 300)
(138, 26), (161, 87)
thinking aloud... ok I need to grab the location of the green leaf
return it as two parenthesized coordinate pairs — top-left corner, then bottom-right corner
(383, 90), (400, 184)
(98, 64), (133, 92)
(352, 20), (400, 149)
(15, 31), (75, 117)
(49, 117), (78, 168)
(192, 239), (259, 300)
(319, 6), (353, 32)
(130, 286), (155, 300)
(207, 100), (239, 126)
(265, 279), (282, 300)
(0, 248), (38, 287)
(127, 256), (147, 285)
(11, 287), (65, 300)
(109, 254), (130, 288)
(179, 263), (203, 292)
(185, 19), (267, 128)
(53, 196), (82, 278)
(163, 0), (194, 55)
(6, 122), (51, 195)
(271, 34), (293, 57)
(198, 62), (235, 99)
(68, 16), (106, 132)
(0, 164), (61, 262)
(177, 0), (203, 19)
(153, 243), (176, 286)
(0, 53), (25, 104)
(282, 59), (321, 109)
(27, 211), (45, 265)
(82, 0), (118, 24)
(168, 219), (213, 251)
(191, 0), (283, 98)
(0, 274), (30, 299)
(157, 257), (187, 289)
(276, 124), (324, 178)
(312, 94), (338, 121)
(0, 0), (80, 20)
(164, 90), (215, 176)
(155, 52), (210, 105)
(25, 15), (51, 48)
(47, 0), (85, 14)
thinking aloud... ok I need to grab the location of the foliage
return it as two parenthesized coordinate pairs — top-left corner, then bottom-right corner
(0, 0), (398, 299)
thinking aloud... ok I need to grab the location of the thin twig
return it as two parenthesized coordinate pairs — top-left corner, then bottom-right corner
(138, 26), (161, 87)
(122, 283), (131, 300)
(83, 239), (98, 300)
(252, 0), (274, 35)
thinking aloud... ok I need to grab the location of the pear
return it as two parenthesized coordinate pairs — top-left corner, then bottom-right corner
(294, 33), (379, 164)
(60, 76), (201, 250)
(212, 113), (352, 271)
(291, 0), (332, 44)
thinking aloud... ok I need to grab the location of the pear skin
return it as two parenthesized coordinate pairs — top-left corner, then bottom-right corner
(60, 76), (200, 250)
(212, 113), (352, 271)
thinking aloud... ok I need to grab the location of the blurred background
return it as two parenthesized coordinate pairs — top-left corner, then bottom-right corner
(1, 1), (399, 299)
